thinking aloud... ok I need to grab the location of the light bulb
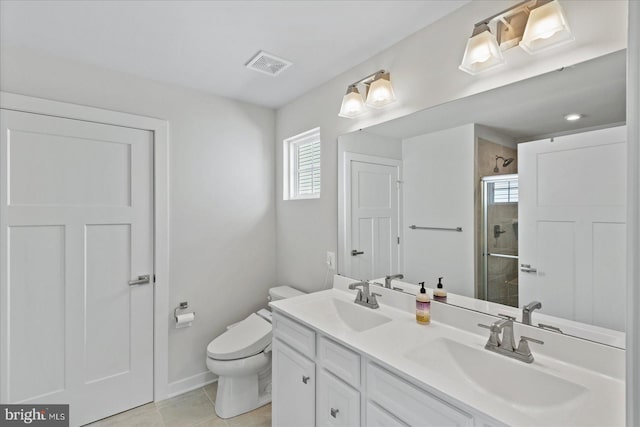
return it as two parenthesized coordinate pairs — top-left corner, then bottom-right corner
(564, 113), (583, 121)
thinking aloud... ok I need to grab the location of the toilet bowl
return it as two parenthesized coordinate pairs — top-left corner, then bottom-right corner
(206, 286), (305, 419)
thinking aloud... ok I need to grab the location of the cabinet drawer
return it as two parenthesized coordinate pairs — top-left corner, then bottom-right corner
(367, 363), (473, 427)
(366, 401), (409, 427)
(273, 311), (315, 358)
(316, 369), (360, 427)
(317, 336), (360, 387)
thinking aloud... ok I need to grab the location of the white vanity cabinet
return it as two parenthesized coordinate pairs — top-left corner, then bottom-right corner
(272, 311), (502, 427)
(272, 312), (317, 427)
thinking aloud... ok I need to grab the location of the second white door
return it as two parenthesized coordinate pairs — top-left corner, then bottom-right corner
(346, 154), (401, 280)
(518, 125), (626, 331)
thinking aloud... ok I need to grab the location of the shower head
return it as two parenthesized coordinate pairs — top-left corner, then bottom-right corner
(494, 155), (514, 173)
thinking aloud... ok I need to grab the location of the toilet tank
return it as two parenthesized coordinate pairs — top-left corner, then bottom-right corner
(268, 285), (305, 302)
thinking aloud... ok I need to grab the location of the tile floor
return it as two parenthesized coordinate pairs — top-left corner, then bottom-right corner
(86, 383), (271, 427)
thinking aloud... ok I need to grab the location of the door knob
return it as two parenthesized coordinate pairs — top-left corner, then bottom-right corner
(331, 408), (340, 418)
(351, 250), (364, 256)
(302, 375), (310, 384)
(520, 264), (537, 273)
(128, 274), (151, 286)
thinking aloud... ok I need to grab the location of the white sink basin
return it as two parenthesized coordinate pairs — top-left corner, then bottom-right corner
(405, 337), (588, 409)
(296, 296), (392, 332)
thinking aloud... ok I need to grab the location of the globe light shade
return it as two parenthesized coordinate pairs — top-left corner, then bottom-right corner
(520, 0), (574, 54)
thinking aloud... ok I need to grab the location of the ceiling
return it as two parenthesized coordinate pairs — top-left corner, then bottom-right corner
(365, 50), (626, 142)
(0, 0), (469, 108)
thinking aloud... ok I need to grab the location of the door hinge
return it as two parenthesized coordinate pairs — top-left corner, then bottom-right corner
(397, 236), (400, 244)
(153, 274), (156, 283)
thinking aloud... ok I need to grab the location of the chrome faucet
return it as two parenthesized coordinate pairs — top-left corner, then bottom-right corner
(522, 301), (542, 325)
(384, 274), (404, 289)
(478, 315), (544, 363)
(348, 280), (382, 309)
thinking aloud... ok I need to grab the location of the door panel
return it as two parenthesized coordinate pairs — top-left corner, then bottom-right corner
(85, 224), (132, 383)
(8, 225), (66, 402)
(592, 222), (626, 330)
(518, 126), (626, 331)
(8, 121), (133, 207)
(1, 109), (154, 426)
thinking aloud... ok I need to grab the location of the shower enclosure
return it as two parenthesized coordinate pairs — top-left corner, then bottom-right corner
(481, 174), (519, 307)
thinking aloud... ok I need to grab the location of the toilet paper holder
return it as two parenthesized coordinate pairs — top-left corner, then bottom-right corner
(174, 301), (195, 322)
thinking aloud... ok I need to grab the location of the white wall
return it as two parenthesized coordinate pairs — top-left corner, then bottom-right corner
(338, 131), (403, 160)
(275, 0), (627, 291)
(0, 47), (276, 388)
(401, 124), (475, 295)
(475, 124), (518, 149)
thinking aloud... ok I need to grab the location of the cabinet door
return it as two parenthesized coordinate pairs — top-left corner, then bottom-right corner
(366, 401), (409, 427)
(272, 338), (315, 427)
(316, 369), (360, 427)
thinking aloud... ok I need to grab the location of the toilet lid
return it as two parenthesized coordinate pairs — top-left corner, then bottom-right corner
(207, 313), (272, 361)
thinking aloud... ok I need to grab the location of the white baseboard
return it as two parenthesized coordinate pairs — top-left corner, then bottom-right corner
(166, 371), (217, 399)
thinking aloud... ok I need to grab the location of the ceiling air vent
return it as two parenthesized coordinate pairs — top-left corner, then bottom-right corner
(245, 51), (292, 77)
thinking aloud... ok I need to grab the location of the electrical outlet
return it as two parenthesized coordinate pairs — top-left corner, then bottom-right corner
(326, 251), (336, 270)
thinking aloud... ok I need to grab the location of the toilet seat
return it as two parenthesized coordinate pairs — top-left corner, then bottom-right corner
(207, 313), (272, 361)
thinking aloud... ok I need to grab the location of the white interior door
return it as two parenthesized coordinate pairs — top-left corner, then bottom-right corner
(0, 110), (154, 426)
(346, 154), (401, 280)
(518, 126), (626, 331)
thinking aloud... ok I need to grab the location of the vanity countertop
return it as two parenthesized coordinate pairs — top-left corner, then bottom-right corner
(270, 284), (625, 427)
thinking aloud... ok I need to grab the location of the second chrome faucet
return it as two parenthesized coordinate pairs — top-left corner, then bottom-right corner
(384, 274), (404, 288)
(478, 315), (544, 363)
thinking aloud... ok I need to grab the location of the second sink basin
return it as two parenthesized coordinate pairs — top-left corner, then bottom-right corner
(296, 296), (392, 332)
(405, 337), (588, 409)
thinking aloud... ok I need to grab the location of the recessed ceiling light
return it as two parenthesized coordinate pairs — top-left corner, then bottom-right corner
(564, 113), (583, 121)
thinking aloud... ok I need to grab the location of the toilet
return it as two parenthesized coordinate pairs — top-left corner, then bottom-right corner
(206, 286), (305, 419)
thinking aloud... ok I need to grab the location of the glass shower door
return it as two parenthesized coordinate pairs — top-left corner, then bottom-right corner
(482, 175), (519, 307)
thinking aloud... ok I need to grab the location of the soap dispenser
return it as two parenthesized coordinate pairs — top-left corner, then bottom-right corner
(433, 277), (447, 302)
(416, 282), (431, 325)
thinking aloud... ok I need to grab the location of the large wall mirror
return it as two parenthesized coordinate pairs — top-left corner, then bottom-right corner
(338, 50), (626, 348)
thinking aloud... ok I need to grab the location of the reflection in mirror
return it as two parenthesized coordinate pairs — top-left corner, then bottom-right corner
(338, 50), (626, 348)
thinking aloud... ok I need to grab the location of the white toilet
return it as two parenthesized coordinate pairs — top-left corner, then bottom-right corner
(206, 286), (305, 419)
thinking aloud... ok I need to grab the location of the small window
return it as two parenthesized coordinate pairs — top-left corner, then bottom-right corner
(492, 179), (519, 204)
(283, 128), (321, 200)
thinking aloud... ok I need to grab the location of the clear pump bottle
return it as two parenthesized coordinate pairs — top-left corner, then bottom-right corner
(416, 282), (431, 325)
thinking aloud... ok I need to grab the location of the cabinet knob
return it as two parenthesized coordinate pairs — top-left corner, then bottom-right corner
(331, 408), (339, 418)
(302, 375), (310, 384)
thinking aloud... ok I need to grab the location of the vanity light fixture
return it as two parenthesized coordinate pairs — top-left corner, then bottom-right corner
(564, 113), (583, 121)
(459, 0), (574, 76)
(338, 70), (396, 118)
